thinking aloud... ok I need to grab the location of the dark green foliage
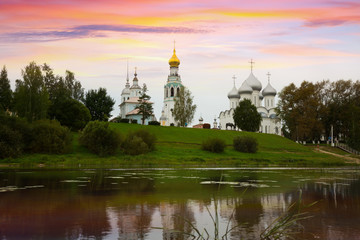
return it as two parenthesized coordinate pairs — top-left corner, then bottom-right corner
(233, 136), (258, 153)
(131, 119), (138, 124)
(13, 62), (50, 122)
(0, 125), (23, 158)
(79, 121), (122, 156)
(0, 66), (13, 111)
(84, 87), (115, 121)
(203, 123), (211, 129)
(119, 118), (130, 123)
(0, 114), (32, 153)
(135, 84), (154, 125)
(233, 99), (262, 132)
(170, 123), (175, 126)
(202, 138), (226, 153)
(148, 121), (160, 126)
(123, 129), (156, 155)
(48, 98), (91, 131)
(30, 120), (72, 154)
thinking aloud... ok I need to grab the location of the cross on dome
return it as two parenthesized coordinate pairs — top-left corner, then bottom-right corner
(267, 72), (271, 83)
(232, 75), (236, 86)
(249, 59), (255, 72)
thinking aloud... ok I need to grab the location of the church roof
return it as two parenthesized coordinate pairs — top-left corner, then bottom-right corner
(169, 47), (180, 68)
(262, 81), (277, 96)
(228, 85), (240, 99)
(126, 109), (140, 116)
(122, 87), (130, 95)
(245, 72), (262, 91)
(238, 80), (253, 94)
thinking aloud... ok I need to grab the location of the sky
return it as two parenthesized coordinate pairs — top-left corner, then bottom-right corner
(1, 0), (359, 124)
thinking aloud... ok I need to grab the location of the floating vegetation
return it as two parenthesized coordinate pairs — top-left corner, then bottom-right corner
(105, 176), (124, 179)
(0, 185), (44, 193)
(61, 180), (88, 183)
(200, 181), (270, 188)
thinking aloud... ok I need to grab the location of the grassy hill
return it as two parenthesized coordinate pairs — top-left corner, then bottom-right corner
(1, 122), (349, 168)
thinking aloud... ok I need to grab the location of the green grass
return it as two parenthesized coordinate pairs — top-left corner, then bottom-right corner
(0, 123), (354, 168)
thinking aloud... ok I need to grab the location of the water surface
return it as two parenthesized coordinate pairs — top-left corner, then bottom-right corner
(0, 168), (359, 239)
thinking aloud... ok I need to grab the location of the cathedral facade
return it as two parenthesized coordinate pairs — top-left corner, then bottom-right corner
(159, 47), (184, 126)
(219, 62), (281, 135)
(119, 68), (156, 124)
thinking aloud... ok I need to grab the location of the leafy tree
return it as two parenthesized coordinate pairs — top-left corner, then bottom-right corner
(13, 62), (50, 122)
(49, 98), (91, 131)
(233, 99), (261, 132)
(172, 87), (197, 127)
(135, 84), (153, 125)
(0, 66), (13, 111)
(84, 87), (115, 121)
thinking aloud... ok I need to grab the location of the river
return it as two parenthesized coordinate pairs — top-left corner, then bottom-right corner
(0, 168), (359, 240)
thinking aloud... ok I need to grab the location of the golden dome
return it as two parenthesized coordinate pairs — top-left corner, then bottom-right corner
(168, 48), (180, 68)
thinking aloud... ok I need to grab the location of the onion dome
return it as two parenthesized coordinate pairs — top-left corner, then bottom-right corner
(122, 87), (130, 95)
(238, 80), (253, 95)
(262, 81), (277, 97)
(228, 85), (240, 99)
(199, 116), (203, 122)
(259, 91), (264, 100)
(169, 48), (180, 68)
(245, 72), (262, 91)
(130, 70), (141, 89)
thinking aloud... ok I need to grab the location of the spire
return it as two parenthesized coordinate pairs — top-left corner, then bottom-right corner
(249, 59), (255, 73)
(232, 75), (236, 87)
(267, 72), (271, 83)
(125, 58), (130, 88)
(134, 67), (137, 77)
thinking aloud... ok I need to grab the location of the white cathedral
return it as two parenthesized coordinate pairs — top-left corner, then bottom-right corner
(218, 61), (281, 135)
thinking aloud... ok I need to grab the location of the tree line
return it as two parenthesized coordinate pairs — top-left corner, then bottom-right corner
(0, 62), (115, 129)
(277, 80), (360, 150)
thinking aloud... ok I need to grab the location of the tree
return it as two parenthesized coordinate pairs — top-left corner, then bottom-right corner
(233, 99), (261, 132)
(84, 87), (115, 121)
(13, 62), (50, 122)
(49, 98), (91, 131)
(172, 87), (197, 127)
(135, 84), (153, 125)
(0, 66), (13, 111)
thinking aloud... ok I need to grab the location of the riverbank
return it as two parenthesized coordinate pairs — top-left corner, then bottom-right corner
(1, 123), (357, 168)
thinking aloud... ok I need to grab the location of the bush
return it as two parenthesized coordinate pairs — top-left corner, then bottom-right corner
(30, 120), (72, 154)
(131, 119), (138, 124)
(119, 118), (130, 123)
(170, 123), (175, 126)
(233, 136), (258, 153)
(0, 125), (23, 159)
(123, 129), (156, 155)
(202, 138), (226, 153)
(148, 121), (160, 126)
(203, 123), (211, 129)
(79, 121), (122, 156)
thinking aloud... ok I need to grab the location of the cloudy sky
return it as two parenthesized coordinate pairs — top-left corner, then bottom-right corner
(1, 0), (359, 124)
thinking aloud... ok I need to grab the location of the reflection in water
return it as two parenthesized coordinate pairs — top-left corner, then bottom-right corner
(0, 168), (360, 240)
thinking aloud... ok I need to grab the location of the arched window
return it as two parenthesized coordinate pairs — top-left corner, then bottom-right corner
(267, 99), (269, 107)
(171, 87), (174, 97)
(275, 127), (279, 134)
(177, 87), (180, 96)
(166, 88), (168, 98)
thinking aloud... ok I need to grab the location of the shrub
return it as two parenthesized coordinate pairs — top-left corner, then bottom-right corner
(0, 125), (23, 159)
(233, 136), (258, 153)
(79, 121), (122, 156)
(148, 121), (160, 126)
(30, 120), (72, 154)
(119, 118), (130, 123)
(203, 123), (211, 129)
(131, 119), (138, 124)
(202, 138), (226, 153)
(123, 129), (156, 155)
(170, 123), (175, 126)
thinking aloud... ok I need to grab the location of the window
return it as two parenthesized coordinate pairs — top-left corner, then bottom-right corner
(271, 99), (273, 107)
(267, 99), (269, 107)
(177, 88), (180, 96)
(265, 126), (267, 133)
(166, 88), (168, 98)
(171, 87), (174, 97)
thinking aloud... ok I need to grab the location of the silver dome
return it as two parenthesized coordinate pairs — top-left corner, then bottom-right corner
(245, 72), (262, 91)
(262, 82), (277, 96)
(227, 85), (240, 99)
(122, 87), (130, 95)
(238, 80), (253, 94)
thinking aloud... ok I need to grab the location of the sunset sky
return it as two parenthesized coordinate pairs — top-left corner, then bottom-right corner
(1, 0), (359, 123)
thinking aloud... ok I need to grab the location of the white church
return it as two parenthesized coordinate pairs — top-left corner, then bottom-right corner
(218, 60), (281, 135)
(119, 67), (156, 124)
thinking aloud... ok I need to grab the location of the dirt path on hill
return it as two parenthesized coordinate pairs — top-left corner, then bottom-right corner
(316, 148), (360, 164)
